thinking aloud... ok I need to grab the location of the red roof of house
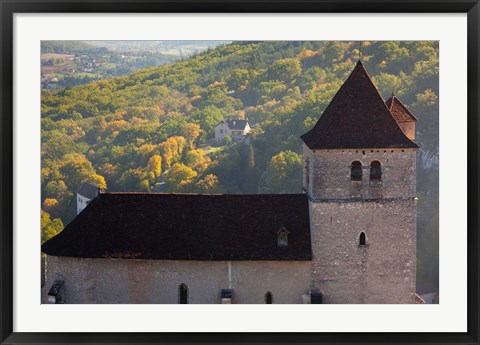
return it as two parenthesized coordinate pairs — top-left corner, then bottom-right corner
(301, 61), (418, 149)
(386, 95), (418, 123)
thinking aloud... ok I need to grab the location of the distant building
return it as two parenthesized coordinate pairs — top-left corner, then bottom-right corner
(214, 119), (251, 142)
(43, 61), (419, 304)
(76, 183), (101, 215)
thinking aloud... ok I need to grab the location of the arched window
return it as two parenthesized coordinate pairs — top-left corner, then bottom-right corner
(370, 161), (382, 181)
(351, 161), (362, 181)
(179, 283), (188, 304)
(277, 227), (289, 247)
(265, 292), (273, 304)
(359, 232), (366, 246)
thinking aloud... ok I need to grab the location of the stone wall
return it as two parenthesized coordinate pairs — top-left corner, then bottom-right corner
(303, 146), (417, 200)
(42, 257), (312, 304)
(309, 200), (416, 303)
(305, 146), (417, 303)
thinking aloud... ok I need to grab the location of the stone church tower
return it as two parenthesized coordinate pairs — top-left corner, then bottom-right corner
(301, 61), (418, 303)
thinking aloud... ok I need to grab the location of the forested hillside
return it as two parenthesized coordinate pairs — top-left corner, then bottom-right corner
(41, 41), (439, 292)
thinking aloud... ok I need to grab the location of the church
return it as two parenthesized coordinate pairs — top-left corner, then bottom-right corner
(41, 61), (419, 304)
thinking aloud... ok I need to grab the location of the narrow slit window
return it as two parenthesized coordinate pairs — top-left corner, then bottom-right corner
(370, 161), (382, 181)
(359, 232), (366, 246)
(179, 283), (188, 304)
(305, 158), (310, 187)
(351, 161), (362, 181)
(277, 227), (289, 247)
(265, 292), (273, 304)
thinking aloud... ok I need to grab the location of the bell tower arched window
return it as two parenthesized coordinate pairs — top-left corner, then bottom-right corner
(370, 161), (382, 181)
(351, 161), (362, 181)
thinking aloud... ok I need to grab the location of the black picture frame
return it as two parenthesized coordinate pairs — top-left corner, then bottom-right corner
(1, 1), (478, 344)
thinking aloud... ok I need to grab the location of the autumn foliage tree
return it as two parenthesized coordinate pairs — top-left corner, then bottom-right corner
(195, 174), (223, 194)
(180, 123), (201, 147)
(146, 155), (162, 178)
(265, 150), (303, 193)
(165, 163), (198, 192)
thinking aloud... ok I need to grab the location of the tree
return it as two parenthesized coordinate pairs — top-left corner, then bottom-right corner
(42, 197), (63, 219)
(267, 58), (302, 82)
(158, 136), (187, 169)
(226, 69), (255, 90)
(44, 180), (68, 200)
(41, 210), (64, 243)
(59, 153), (107, 191)
(191, 105), (225, 139)
(146, 155), (162, 178)
(265, 150), (302, 193)
(371, 73), (403, 99)
(165, 163), (198, 192)
(139, 179), (151, 192)
(195, 174), (223, 194)
(242, 145), (258, 193)
(118, 168), (151, 191)
(411, 89), (439, 150)
(180, 122), (201, 147)
(222, 135), (232, 146)
(184, 149), (211, 172)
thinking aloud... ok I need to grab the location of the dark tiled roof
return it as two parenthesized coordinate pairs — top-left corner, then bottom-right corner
(77, 183), (100, 199)
(301, 61), (418, 149)
(386, 95), (418, 123)
(42, 193), (312, 261)
(218, 119), (249, 131)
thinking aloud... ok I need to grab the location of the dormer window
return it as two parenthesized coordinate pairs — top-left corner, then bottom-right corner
(277, 227), (289, 247)
(351, 161), (362, 181)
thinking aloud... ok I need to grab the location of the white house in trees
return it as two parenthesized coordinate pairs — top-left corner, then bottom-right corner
(76, 183), (101, 215)
(214, 119), (251, 142)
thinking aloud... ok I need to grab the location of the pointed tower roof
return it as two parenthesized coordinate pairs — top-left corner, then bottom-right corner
(301, 61), (418, 149)
(386, 95), (418, 123)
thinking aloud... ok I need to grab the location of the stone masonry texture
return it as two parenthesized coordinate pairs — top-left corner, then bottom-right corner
(42, 257), (312, 304)
(304, 146), (416, 303)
